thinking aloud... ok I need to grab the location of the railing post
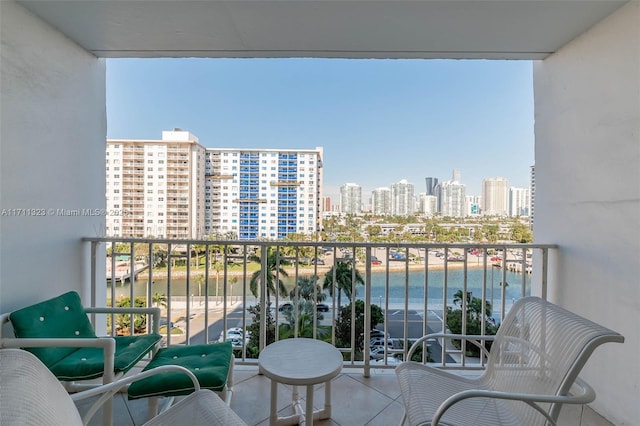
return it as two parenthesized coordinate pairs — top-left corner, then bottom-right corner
(364, 246), (372, 377)
(90, 240), (98, 326)
(259, 246), (268, 351)
(541, 248), (549, 300)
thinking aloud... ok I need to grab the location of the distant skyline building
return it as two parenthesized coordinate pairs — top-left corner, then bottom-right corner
(509, 187), (530, 217)
(425, 177), (439, 196)
(205, 146), (323, 240)
(371, 187), (392, 215)
(418, 193), (438, 216)
(530, 165), (536, 229)
(436, 170), (466, 217)
(106, 129), (206, 239)
(482, 177), (509, 216)
(391, 179), (415, 216)
(466, 195), (482, 216)
(321, 196), (331, 213)
(339, 182), (362, 214)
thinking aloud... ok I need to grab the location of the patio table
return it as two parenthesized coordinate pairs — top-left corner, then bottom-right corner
(258, 338), (343, 426)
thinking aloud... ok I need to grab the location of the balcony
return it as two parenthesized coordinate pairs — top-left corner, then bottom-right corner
(2, 1), (637, 424)
(77, 238), (622, 425)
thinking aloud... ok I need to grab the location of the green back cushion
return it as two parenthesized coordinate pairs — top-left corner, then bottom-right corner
(9, 291), (96, 367)
(128, 343), (232, 399)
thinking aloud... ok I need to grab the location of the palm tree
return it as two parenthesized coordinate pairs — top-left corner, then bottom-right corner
(212, 261), (223, 302)
(279, 302), (330, 340)
(290, 275), (326, 302)
(322, 261), (364, 309)
(249, 247), (289, 304)
(191, 243), (206, 269)
(151, 292), (168, 309)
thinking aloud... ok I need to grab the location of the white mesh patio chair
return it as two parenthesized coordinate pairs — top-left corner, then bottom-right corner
(395, 296), (624, 426)
(0, 348), (247, 426)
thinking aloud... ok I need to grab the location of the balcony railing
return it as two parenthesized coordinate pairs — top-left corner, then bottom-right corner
(85, 238), (555, 374)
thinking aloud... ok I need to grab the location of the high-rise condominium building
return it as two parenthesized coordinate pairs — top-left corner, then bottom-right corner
(391, 179), (415, 216)
(435, 170), (466, 217)
(530, 165), (535, 230)
(106, 129), (206, 238)
(424, 177), (438, 196)
(339, 183), (362, 214)
(418, 193), (438, 216)
(436, 180), (466, 217)
(321, 197), (331, 213)
(482, 177), (509, 216)
(204, 147), (323, 240)
(371, 187), (391, 215)
(466, 195), (482, 216)
(509, 187), (530, 217)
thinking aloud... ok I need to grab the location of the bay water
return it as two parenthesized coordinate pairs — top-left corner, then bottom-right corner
(109, 268), (529, 310)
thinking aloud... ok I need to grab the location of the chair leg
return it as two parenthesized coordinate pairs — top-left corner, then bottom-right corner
(103, 397), (113, 426)
(223, 355), (235, 405)
(148, 396), (159, 417)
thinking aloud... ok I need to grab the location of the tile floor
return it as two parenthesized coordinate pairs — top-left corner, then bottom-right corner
(78, 365), (615, 426)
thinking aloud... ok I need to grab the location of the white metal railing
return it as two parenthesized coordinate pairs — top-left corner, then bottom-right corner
(84, 238), (556, 374)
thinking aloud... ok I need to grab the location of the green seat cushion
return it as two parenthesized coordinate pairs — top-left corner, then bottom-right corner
(9, 291), (96, 367)
(50, 333), (162, 381)
(128, 343), (232, 400)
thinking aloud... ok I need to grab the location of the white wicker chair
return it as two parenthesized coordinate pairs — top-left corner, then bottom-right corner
(0, 348), (247, 426)
(395, 296), (624, 426)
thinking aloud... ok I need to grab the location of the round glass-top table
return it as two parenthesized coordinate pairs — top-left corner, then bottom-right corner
(258, 338), (343, 425)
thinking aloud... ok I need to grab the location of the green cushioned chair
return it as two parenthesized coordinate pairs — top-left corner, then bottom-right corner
(0, 291), (162, 425)
(128, 343), (235, 414)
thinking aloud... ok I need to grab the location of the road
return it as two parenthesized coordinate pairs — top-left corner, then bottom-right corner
(171, 303), (454, 363)
(178, 304), (247, 345)
(375, 308), (453, 363)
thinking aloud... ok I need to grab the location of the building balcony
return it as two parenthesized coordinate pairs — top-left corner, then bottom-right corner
(2, 1), (637, 424)
(76, 238), (623, 426)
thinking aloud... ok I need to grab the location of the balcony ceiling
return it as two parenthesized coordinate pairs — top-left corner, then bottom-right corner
(17, 0), (628, 60)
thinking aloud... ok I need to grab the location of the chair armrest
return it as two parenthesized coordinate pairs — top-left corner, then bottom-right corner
(86, 307), (161, 334)
(432, 376), (597, 426)
(71, 365), (199, 425)
(407, 333), (495, 360)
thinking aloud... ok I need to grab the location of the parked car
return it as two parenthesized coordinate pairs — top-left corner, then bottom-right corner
(370, 329), (390, 339)
(369, 346), (388, 360)
(218, 327), (249, 345)
(223, 336), (246, 348)
(278, 303), (293, 312)
(370, 337), (395, 349)
(316, 303), (330, 312)
(372, 355), (402, 365)
(310, 257), (325, 265)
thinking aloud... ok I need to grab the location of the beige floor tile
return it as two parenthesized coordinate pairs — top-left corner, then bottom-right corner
(99, 365), (618, 426)
(231, 374), (296, 426)
(313, 375), (397, 426)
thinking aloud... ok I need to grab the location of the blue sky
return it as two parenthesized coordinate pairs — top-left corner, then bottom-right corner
(106, 58), (534, 200)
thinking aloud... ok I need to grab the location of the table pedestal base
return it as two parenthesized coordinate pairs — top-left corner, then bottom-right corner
(269, 381), (332, 426)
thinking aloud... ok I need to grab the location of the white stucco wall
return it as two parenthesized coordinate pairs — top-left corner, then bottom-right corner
(0, 1), (106, 312)
(533, 1), (640, 424)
